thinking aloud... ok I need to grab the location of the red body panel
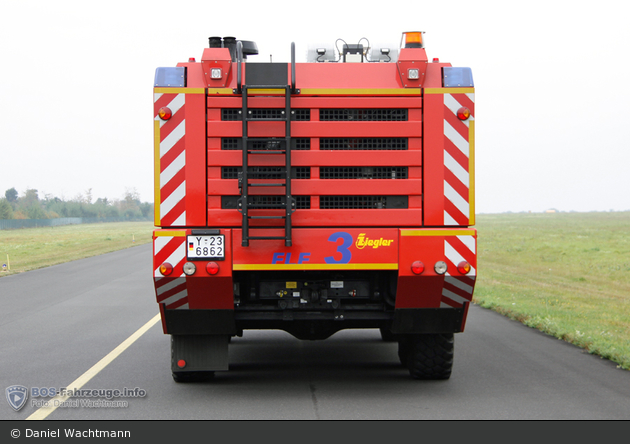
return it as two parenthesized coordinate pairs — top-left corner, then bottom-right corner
(153, 226), (477, 333)
(154, 90), (207, 227)
(232, 228), (399, 270)
(423, 93), (446, 225)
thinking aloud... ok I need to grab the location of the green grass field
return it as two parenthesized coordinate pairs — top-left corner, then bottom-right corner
(1, 214), (629, 370)
(474, 211), (630, 370)
(0, 221), (153, 275)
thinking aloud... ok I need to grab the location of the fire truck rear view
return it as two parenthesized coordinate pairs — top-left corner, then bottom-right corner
(153, 31), (476, 381)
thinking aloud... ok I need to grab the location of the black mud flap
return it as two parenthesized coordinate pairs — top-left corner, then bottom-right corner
(163, 308), (236, 335)
(171, 335), (229, 373)
(391, 304), (467, 334)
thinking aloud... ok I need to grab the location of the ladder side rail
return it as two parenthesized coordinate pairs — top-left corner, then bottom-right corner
(284, 85), (293, 247)
(241, 86), (250, 246)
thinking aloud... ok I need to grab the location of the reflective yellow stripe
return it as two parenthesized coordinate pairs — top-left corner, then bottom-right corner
(207, 88), (235, 95)
(469, 119), (475, 225)
(234, 263), (398, 271)
(206, 88), (423, 96)
(154, 87), (205, 94)
(155, 230), (186, 237)
(299, 88), (421, 96)
(401, 229), (476, 237)
(424, 87), (474, 94)
(153, 121), (160, 226)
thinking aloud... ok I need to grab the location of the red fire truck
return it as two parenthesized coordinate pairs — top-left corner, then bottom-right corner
(153, 32), (476, 381)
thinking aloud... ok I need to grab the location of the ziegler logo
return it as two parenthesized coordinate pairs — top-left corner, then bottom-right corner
(355, 233), (394, 249)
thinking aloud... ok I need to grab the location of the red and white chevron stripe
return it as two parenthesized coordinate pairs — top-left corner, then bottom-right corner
(441, 234), (476, 308)
(155, 277), (189, 309)
(154, 92), (186, 226)
(153, 235), (188, 309)
(443, 93), (474, 226)
(153, 235), (186, 277)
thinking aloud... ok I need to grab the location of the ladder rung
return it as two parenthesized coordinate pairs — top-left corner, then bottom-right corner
(244, 85), (291, 90)
(248, 236), (288, 240)
(248, 205), (287, 209)
(244, 138), (284, 143)
(248, 183), (285, 187)
(248, 150), (285, 154)
(248, 215), (286, 219)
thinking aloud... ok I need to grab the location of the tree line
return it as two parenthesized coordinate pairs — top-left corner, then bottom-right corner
(0, 187), (153, 220)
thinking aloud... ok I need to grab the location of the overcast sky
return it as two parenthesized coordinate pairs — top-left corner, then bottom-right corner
(1, 0), (628, 213)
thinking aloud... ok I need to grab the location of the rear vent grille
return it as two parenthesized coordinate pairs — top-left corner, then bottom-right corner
(221, 196), (311, 209)
(320, 167), (408, 179)
(221, 138), (310, 150)
(245, 196), (284, 209)
(221, 109), (310, 121)
(221, 109), (241, 120)
(320, 138), (408, 150)
(222, 167), (311, 179)
(320, 196), (408, 209)
(294, 139), (310, 150)
(319, 109), (407, 121)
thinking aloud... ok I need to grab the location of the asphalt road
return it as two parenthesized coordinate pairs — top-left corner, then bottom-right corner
(1, 244), (629, 420)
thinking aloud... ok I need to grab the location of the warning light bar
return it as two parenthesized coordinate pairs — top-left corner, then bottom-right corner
(443, 67), (474, 87)
(401, 31), (424, 48)
(154, 67), (186, 87)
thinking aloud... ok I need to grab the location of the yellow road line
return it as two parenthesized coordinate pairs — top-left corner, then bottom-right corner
(27, 313), (161, 420)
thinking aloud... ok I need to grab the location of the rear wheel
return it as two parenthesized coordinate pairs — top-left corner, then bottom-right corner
(379, 327), (397, 342)
(397, 338), (409, 367)
(405, 333), (454, 380)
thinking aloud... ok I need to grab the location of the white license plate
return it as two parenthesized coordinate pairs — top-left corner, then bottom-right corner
(187, 235), (225, 260)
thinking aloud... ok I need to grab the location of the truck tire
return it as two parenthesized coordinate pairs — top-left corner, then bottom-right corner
(397, 338), (409, 367)
(172, 371), (215, 383)
(379, 327), (397, 342)
(406, 333), (454, 380)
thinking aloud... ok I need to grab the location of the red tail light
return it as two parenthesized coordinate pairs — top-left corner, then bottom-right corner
(206, 262), (219, 275)
(457, 107), (471, 120)
(457, 261), (471, 274)
(411, 261), (425, 275)
(159, 262), (173, 276)
(158, 107), (172, 120)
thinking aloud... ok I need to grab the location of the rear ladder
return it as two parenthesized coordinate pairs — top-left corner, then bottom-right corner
(236, 42), (298, 247)
(237, 84), (295, 247)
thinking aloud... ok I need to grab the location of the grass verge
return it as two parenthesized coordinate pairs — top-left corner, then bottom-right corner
(473, 212), (630, 370)
(0, 221), (154, 276)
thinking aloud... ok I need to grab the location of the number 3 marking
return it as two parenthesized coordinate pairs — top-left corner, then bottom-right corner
(325, 232), (353, 264)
